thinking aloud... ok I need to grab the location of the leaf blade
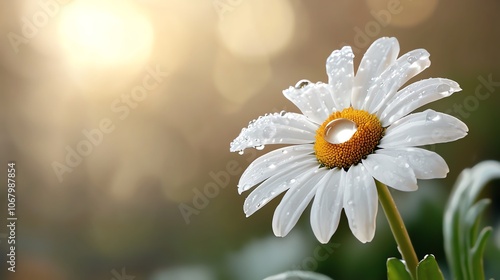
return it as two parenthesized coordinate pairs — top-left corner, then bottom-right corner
(387, 258), (412, 280)
(416, 254), (444, 280)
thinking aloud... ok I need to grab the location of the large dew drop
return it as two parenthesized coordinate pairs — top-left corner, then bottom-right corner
(324, 118), (358, 144)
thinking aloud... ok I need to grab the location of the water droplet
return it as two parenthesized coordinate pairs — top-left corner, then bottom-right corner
(425, 111), (441, 122)
(238, 150), (245, 155)
(262, 126), (277, 139)
(295, 79), (311, 89)
(324, 118), (358, 144)
(267, 163), (277, 169)
(256, 145), (265, 150)
(437, 84), (451, 93)
(407, 56), (417, 64)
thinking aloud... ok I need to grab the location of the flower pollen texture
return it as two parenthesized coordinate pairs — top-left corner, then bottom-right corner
(314, 107), (384, 169)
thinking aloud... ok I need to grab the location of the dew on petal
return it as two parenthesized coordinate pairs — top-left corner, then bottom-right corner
(407, 56), (417, 64)
(295, 79), (311, 89)
(262, 126), (277, 139)
(323, 118), (358, 144)
(238, 150), (245, 155)
(267, 163), (277, 169)
(437, 84), (451, 94)
(425, 110), (441, 122)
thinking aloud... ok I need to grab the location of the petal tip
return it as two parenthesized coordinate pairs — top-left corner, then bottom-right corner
(318, 238), (329, 244)
(352, 230), (373, 243)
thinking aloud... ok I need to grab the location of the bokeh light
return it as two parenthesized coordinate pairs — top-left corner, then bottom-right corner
(366, 0), (439, 27)
(213, 51), (273, 108)
(217, 0), (295, 58)
(58, 0), (154, 68)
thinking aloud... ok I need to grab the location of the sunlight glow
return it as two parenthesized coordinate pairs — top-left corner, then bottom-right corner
(58, 0), (154, 67)
(217, 0), (295, 58)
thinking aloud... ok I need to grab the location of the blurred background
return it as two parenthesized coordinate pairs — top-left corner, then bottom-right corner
(1, 0), (499, 279)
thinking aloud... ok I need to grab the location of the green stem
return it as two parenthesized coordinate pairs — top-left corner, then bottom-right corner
(376, 180), (419, 279)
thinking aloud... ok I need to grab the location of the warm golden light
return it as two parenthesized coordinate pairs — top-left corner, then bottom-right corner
(366, 0), (438, 28)
(217, 0), (295, 58)
(57, 0), (154, 67)
(213, 51), (272, 109)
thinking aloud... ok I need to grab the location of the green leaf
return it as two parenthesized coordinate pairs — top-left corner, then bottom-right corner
(443, 160), (500, 280)
(416, 254), (444, 280)
(465, 199), (490, 245)
(470, 227), (492, 280)
(387, 258), (412, 280)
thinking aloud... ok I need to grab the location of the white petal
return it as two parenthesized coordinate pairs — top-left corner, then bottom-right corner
(238, 144), (314, 193)
(310, 168), (344, 244)
(230, 112), (318, 152)
(326, 46), (354, 110)
(263, 271), (334, 280)
(363, 49), (431, 114)
(379, 109), (468, 148)
(244, 159), (318, 217)
(283, 83), (337, 124)
(362, 154), (418, 191)
(343, 164), (378, 243)
(376, 147), (449, 179)
(272, 167), (328, 237)
(379, 78), (461, 126)
(352, 37), (399, 109)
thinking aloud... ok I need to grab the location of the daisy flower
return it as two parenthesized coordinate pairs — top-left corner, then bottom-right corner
(229, 37), (468, 244)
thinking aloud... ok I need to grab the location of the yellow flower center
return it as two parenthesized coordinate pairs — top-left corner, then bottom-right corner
(314, 107), (384, 169)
